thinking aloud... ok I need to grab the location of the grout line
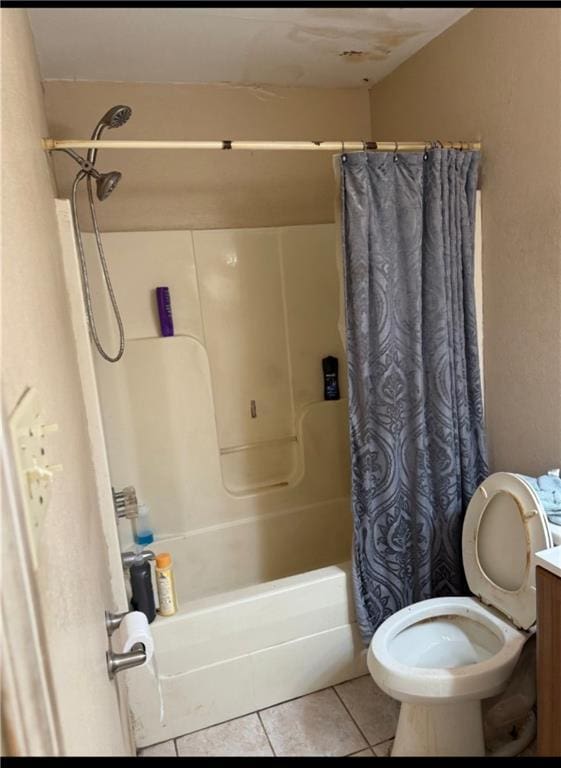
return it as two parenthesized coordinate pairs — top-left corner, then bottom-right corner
(370, 737), (393, 748)
(332, 686), (371, 749)
(348, 748), (374, 757)
(257, 681), (340, 715)
(257, 710), (277, 757)
(171, 712), (255, 741)
(147, 676), (374, 756)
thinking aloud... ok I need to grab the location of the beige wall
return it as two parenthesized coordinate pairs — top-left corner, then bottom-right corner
(43, 80), (371, 231)
(1, 10), (130, 755)
(369, 8), (561, 473)
(34, 12), (561, 472)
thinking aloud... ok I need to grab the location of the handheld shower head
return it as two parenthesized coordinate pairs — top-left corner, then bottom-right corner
(98, 105), (132, 130)
(56, 148), (122, 201)
(95, 170), (122, 201)
(88, 104), (132, 165)
(60, 116), (129, 363)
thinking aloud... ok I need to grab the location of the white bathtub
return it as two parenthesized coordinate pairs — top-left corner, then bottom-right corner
(129, 561), (367, 747)
(84, 225), (364, 745)
(145, 496), (353, 602)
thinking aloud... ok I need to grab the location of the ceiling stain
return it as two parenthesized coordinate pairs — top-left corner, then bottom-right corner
(339, 49), (386, 63)
(340, 50), (364, 60)
(289, 25), (377, 43)
(302, 8), (398, 23)
(287, 23), (425, 66)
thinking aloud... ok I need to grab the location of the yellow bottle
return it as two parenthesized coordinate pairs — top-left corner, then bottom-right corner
(155, 552), (177, 616)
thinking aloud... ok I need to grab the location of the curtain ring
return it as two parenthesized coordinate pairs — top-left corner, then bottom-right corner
(393, 140), (399, 162)
(423, 142), (429, 161)
(341, 140), (347, 163)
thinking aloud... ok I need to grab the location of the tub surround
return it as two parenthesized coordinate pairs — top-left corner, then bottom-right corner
(84, 224), (352, 596)
(82, 223), (360, 742)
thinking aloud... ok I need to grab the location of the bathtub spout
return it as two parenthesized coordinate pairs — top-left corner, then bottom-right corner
(121, 550), (155, 569)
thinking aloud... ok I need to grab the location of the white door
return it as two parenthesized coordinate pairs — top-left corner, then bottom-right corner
(2, 10), (134, 754)
(2, 372), (135, 758)
(2, 397), (133, 757)
(1, 220), (134, 757)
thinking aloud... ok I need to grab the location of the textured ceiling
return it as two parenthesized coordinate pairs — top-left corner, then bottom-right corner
(29, 7), (471, 88)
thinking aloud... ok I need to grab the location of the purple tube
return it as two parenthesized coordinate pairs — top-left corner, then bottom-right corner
(156, 286), (174, 337)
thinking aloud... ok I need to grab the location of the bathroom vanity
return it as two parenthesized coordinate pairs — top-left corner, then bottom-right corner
(535, 548), (561, 757)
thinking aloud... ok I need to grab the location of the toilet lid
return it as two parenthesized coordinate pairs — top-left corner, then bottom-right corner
(462, 472), (552, 629)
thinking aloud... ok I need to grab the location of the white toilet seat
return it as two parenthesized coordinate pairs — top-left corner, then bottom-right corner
(368, 596), (526, 704)
(462, 472), (552, 629)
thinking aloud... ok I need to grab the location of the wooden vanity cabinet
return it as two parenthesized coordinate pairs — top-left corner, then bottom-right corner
(536, 565), (561, 756)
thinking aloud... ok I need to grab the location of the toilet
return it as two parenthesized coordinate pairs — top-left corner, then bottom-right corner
(367, 472), (558, 757)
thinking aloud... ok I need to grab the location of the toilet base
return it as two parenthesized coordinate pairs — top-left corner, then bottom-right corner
(392, 700), (485, 757)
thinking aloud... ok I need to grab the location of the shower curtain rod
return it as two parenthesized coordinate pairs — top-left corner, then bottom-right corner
(43, 139), (481, 152)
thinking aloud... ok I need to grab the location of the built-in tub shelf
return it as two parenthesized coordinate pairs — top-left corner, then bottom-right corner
(219, 432), (299, 495)
(218, 401), (349, 496)
(230, 479), (290, 495)
(220, 434), (298, 456)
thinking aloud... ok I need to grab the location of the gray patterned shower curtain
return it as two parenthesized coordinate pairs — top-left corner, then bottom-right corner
(339, 150), (488, 644)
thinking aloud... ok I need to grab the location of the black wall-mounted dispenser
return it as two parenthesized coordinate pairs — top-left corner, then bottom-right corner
(322, 356), (340, 401)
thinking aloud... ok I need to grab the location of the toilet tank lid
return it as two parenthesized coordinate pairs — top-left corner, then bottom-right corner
(462, 472), (552, 630)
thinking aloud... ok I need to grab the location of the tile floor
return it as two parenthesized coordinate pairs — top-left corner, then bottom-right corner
(138, 674), (399, 757)
(138, 674), (538, 758)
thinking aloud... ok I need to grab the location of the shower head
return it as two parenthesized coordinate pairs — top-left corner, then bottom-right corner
(55, 148), (122, 201)
(95, 170), (122, 201)
(96, 105), (132, 131)
(87, 104), (132, 165)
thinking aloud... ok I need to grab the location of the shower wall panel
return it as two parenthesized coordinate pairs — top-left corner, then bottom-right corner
(85, 224), (352, 593)
(194, 228), (294, 453)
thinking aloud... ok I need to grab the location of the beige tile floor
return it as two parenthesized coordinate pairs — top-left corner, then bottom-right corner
(138, 674), (538, 758)
(138, 674), (397, 757)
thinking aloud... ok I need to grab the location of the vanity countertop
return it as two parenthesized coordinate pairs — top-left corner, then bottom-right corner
(535, 546), (561, 579)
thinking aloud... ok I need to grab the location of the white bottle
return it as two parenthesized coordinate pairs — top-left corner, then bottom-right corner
(133, 503), (158, 609)
(155, 552), (177, 616)
(134, 503), (154, 547)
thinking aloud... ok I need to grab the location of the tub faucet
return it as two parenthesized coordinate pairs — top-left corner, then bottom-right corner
(121, 550), (155, 569)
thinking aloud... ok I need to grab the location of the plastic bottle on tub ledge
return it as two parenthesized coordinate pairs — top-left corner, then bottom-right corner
(155, 552), (178, 616)
(134, 503), (154, 547)
(130, 557), (157, 624)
